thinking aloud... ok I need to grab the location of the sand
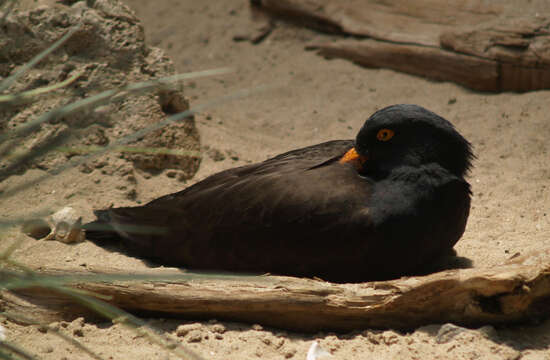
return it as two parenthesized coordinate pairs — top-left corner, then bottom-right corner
(3, 0), (550, 359)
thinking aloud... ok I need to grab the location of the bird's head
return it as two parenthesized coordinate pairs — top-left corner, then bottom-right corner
(341, 104), (474, 178)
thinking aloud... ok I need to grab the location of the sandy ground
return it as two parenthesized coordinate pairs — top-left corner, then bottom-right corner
(3, 0), (550, 359)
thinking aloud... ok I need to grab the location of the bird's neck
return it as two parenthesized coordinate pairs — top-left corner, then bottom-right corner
(366, 162), (464, 185)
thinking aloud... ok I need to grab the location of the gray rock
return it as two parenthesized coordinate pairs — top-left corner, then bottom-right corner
(436, 323), (468, 344)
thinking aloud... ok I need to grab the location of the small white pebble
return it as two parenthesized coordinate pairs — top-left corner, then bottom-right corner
(0, 325), (6, 341)
(284, 348), (296, 358)
(211, 324), (226, 334)
(186, 331), (202, 343)
(176, 323), (201, 337)
(307, 341), (332, 360)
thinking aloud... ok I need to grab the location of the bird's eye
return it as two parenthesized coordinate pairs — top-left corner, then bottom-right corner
(376, 128), (394, 142)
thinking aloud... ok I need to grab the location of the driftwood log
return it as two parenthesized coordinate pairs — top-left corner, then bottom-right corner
(4, 250), (550, 332)
(253, 0), (550, 92)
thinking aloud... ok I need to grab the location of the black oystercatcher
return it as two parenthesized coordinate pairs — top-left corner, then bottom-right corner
(85, 104), (473, 282)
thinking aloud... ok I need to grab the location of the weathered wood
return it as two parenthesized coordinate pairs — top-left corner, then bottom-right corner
(307, 39), (499, 92)
(440, 17), (550, 92)
(440, 17), (550, 68)
(254, 0), (502, 45)
(254, 0), (550, 92)
(4, 251), (550, 332)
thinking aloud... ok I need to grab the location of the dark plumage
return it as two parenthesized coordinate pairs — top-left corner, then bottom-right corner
(85, 104), (473, 282)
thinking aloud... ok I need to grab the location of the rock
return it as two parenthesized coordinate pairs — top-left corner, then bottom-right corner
(44, 207), (85, 244)
(477, 325), (498, 340)
(362, 330), (401, 345)
(69, 317), (85, 328)
(436, 323), (468, 344)
(37, 325), (48, 333)
(22, 206), (85, 243)
(0, 0), (200, 184)
(186, 330), (202, 343)
(306, 341), (332, 360)
(42, 345), (54, 353)
(284, 348), (297, 358)
(211, 324), (226, 334)
(176, 323), (202, 337)
(48, 322), (60, 332)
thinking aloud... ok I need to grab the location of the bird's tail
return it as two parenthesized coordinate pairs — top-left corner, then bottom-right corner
(82, 207), (172, 262)
(82, 209), (121, 244)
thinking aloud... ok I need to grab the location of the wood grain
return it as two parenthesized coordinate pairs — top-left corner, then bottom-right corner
(254, 0), (550, 92)
(5, 250), (550, 332)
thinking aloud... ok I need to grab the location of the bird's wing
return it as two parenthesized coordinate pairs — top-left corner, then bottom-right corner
(164, 140), (355, 198)
(86, 139), (374, 276)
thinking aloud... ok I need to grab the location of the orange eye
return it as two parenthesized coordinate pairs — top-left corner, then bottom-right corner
(376, 128), (394, 142)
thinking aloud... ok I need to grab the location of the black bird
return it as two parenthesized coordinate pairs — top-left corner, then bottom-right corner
(85, 104), (473, 282)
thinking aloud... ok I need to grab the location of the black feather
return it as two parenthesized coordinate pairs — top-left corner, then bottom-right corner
(84, 105), (473, 282)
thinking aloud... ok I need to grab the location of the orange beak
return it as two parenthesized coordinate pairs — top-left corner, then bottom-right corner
(339, 147), (368, 170)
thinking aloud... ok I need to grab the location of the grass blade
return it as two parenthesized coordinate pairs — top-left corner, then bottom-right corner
(0, 68), (232, 144)
(0, 129), (69, 182)
(0, 83), (273, 201)
(0, 342), (37, 360)
(0, 25), (81, 93)
(0, 71), (84, 105)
